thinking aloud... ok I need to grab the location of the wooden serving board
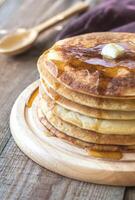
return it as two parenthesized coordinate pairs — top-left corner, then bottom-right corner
(10, 81), (135, 186)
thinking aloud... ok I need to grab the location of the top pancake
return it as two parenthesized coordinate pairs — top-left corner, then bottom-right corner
(38, 32), (135, 98)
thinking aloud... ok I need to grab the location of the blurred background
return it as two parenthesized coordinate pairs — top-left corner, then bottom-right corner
(0, 0), (101, 55)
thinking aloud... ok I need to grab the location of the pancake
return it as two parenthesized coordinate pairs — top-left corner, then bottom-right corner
(38, 62), (135, 111)
(38, 108), (135, 153)
(37, 32), (135, 160)
(38, 32), (135, 98)
(39, 94), (135, 135)
(40, 79), (135, 120)
(38, 101), (135, 146)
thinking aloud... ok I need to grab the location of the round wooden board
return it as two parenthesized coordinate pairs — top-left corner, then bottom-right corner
(10, 81), (135, 186)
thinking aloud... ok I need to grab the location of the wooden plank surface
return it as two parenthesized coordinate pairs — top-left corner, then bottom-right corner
(0, 138), (125, 200)
(0, 0), (130, 199)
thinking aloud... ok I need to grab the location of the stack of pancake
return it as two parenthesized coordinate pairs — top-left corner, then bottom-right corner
(37, 32), (135, 160)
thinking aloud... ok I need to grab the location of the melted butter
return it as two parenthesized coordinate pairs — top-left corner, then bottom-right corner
(101, 43), (125, 59)
(0, 30), (37, 52)
(87, 149), (123, 160)
(26, 88), (39, 108)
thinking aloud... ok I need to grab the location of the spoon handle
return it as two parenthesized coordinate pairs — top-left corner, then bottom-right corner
(34, 2), (89, 33)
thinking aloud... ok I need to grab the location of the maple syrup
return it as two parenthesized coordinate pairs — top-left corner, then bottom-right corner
(50, 42), (135, 96)
(26, 88), (39, 108)
(56, 42), (135, 70)
(87, 149), (123, 160)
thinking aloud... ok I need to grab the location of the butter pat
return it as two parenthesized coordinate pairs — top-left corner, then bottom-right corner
(101, 43), (125, 59)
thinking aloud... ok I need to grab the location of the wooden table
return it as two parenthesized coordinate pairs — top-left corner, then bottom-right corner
(0, 0), (134, 199)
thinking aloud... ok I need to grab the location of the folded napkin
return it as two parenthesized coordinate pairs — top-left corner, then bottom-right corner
(56, 0), (135, 40)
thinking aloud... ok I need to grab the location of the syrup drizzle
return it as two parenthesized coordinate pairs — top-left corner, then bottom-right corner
(87, 149), (123, 160)
(49, 42), (135, 96)
(26, 88), (39, 108)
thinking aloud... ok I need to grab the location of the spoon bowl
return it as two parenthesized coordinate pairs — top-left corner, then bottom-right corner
(0, 29), (38, 56)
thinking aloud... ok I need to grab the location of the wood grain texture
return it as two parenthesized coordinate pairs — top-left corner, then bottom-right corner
(0, 138), (125, 200)
(0, 0), (128, 199)
(124, 188), (135, 200)
(10, 82), (135, 186)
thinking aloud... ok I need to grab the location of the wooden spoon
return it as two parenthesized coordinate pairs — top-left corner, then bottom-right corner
(0, 2), (89, 56)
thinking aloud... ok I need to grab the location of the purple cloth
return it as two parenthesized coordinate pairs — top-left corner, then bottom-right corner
(56, 0), (135, 40)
